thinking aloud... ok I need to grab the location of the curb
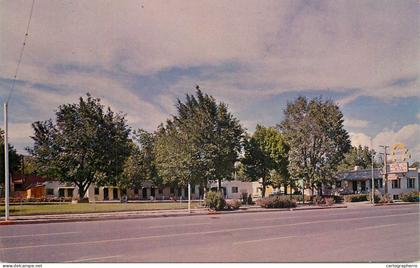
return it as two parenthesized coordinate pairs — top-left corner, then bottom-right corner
(373, 202), (419, 207)
(0, 210), (210, 225)
(0, 204), (350, 225)
(291, 205), (347, 211)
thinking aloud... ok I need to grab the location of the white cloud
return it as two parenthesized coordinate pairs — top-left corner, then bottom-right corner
(0, 0), (418, 153)
(351, 124), (420, 161)
(344, 118), (369, 129)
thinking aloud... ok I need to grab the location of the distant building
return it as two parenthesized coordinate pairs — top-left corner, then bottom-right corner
(208, 180), (253, 199)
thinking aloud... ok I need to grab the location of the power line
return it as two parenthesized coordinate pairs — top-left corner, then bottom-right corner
(6, 0), (36, 103)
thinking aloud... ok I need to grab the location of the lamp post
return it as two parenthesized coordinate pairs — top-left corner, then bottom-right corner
(371, 139), (374, 204)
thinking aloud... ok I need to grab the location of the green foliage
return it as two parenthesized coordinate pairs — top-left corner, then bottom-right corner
(280, 96), (351, 194)
(344, 194), (368, 202)
(257, 196), (297, 208)
(154, 87), (244, 188)
(400, 191), (419, 202)
(28, 94), (131, 198)
(410, 162), (420, 168)
(312, 195), (324, 205)
(242, 125), (289, 197)
(338, 145), (381, 171)
(226, 199), (241, 210)
(121, 129), (159, 190)
(0, 128), (22, 180)
(367, 193), (381, 203)
(379, 193), (393, 204)
(204, 191), (226, 211)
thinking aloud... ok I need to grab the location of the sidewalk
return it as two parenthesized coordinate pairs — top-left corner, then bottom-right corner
(0, 204), (349, 225)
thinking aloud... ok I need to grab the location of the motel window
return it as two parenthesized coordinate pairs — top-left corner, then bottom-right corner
(393, 195), (399, 200)
(170, 187), (174, 194)
(158, 188), (163, 194)
(375, 179), (383, 188)
(58, 188), (65, 197)
(94, 187), (100, 195)
(134, 188), (139, 195)
(232, 187), (239, 193)
(46, 188), (54, 195)
(407, 178), (415, 189)
(391, 179), (400, 189)
(191, 185), (195, 194)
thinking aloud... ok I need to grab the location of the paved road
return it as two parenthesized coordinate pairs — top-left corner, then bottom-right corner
(0, 204), (419, 263)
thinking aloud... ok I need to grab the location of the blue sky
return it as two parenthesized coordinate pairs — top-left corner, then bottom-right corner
(0, 0), (419, 160)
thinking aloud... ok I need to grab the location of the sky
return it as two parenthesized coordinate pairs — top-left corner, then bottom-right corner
(0, 0), (419, 161)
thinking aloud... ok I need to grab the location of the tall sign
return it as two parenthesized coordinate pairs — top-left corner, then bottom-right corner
(387, 144), (410, 181)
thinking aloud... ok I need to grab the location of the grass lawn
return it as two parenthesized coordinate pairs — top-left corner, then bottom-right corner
(0, 202), (202, 216)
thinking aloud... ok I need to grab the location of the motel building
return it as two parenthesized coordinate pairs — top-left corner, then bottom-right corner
(335, 165), (419, 200)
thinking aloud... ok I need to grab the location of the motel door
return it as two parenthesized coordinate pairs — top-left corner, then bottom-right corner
(103, 188), (109, 200)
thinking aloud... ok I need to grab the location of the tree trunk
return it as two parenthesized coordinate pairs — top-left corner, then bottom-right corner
(261, 177), (266, 198)
(218, 178), (222, 192)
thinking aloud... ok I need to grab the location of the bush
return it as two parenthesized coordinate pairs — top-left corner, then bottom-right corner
(367, 193), (381, 203)
(344, 194), (368, 202)
(257, 196), (297, 208)
(324, 197), (334, 206)
(332, 195), (343, 204)
(400, 191), (419, 202)
(379, 193), (393, 204)
(226, 199), (242, 210)
(204, 191), (226, 211)
(312, 195), (324, 205)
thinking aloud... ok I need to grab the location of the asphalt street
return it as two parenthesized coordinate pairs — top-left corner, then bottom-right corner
(0, 204), (419, 263)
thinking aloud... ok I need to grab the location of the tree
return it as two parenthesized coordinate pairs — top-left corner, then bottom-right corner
(337, 145), (380, 171)
(279, 96), (351, 196)
(0, 129), (22, 181)
(410, 161), (420, 168)
(154, 86), (244, 192)
(28, 94), (131, 199)
(121, 129), (160, 191)
(241, 125), (289, 197)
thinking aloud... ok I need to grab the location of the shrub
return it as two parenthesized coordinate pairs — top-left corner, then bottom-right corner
(324, 197), (334, 206)
(312, 195), (324, 205)
(400, 191), (419, 202)
(204, 191), (226, 211)
(226, 199), (242, 210)
(332, 195), (343, 204)
(379, 193), (393, 204)
(257, 196), (297, 208)
(367, 193), (381, 203)
(344, 194), (368, 202)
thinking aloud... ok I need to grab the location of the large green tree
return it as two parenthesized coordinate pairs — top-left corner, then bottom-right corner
(279, 96), (351, 195)
(154, 87), (244, 191)
(337, 145), (380, 171)
(28, 94), (131, 199)
(120, 129), (160, 190)
(241, 125), (289, 197)
(0, 129), (22, 181)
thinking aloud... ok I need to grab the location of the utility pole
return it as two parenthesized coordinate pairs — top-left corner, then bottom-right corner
(371, 139), (375, 204)
(4, 102), (10, 221)
(379, 145), (389, 195)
